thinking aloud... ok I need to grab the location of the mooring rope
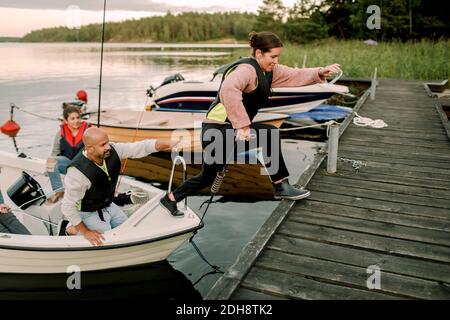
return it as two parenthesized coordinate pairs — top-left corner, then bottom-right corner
(12, 104), (59, 122)
(279, 120), (337, 132)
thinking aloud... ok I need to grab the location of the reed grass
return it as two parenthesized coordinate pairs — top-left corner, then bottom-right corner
(231, 39), (449, 80)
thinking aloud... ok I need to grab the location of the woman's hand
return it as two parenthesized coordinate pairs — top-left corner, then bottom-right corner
(46, 157), (56, 172)
(236, 126), (251, 141)
(0, 204), (11, 214)
(319, 64), (341, 78)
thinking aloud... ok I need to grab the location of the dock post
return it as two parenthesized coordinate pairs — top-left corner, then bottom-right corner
(302, 52), (307, 68)
(327, 123), (340, 174)
(370, 67), (378, 100)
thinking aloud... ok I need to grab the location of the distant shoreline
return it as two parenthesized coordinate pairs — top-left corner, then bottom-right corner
(0, 37), (21, 42)
(0, 42), (249, 49)
(0, 38), (248, 46)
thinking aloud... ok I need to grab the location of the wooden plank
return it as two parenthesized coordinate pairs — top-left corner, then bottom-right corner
(336, 161), (450, 179)
(306, 190), (450, 220)
(333, 155), (450, 177)
(344, 128), (448, 141)
(351, 118), (443, 129)
(288, 211), (450, 247)
(332, 161), (450, 185)
(366, 98), (438, 105)
(353, 106), (442, 116)
(310, 174), (450, 200)
(307, 181), (450, 210)
(338, 144), (450, 162)
(348, 123), (447, 134)
(341, 135), (450, 150)
(293, 200), (450, 232)
(278, 221), (450, 263)
(359, 114), (441, 124)
(355, 109), (435, 116)
(231, 287), (288, 300)
(257, 249), (450, 299)
(322, 168), (450, 191)
(340, 134), (450, 155)
(338, 146), (450, 164)
(344, 127), (449, 141)
(241, 266), (401, 300)
(350, 123), (443, 132)
(268, 235), (450, 283)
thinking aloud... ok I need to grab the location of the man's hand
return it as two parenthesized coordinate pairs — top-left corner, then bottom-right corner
(0, 204), (11, 214)
(83, 230), (105, 246)
(76, 222), (105, 246)
(155, 139), (187, 152)
(319, 64), (341, 78)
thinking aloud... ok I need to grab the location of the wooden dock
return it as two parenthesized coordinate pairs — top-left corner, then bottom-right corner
(206, 79), (450, 300)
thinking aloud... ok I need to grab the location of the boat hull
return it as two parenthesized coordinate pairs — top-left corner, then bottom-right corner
(0, 231), (192, 274)
(0, 260), (201, 299)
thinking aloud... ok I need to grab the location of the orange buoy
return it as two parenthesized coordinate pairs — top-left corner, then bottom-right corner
(2, 103), (21, 137)
(1, 120), (20, 137)
(76, 90), (88, 102)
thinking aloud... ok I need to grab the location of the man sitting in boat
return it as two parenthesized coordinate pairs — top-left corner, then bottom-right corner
(47, 105), (89, 204)
(61, 127), (179, 246)
(0, 191), (31, 235)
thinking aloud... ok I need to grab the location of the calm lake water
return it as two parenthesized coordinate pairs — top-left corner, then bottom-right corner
(0, 43), (323, 298)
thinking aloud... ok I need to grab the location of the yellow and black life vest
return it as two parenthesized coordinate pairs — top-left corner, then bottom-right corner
(206, 57), (273, 124)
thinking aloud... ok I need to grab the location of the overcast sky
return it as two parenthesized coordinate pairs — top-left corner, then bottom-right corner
(0, 0), (297, 37)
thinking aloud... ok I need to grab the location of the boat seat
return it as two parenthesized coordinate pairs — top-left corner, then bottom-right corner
(20, 201), (64, 236)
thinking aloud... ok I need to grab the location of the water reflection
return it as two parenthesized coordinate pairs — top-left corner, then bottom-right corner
(0, 260), (202, 300)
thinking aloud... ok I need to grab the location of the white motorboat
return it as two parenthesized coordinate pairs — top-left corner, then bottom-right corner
(146, 70), (349, 114)
(0, 151), (202, 274)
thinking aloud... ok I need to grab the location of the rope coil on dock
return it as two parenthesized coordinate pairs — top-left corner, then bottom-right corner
(338, 157), (366, 171)
(352, 112), (388, 128)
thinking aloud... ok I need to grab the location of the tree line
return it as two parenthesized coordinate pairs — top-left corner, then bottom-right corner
(22, 0), (449, 43)
(22, 12), (256, 43)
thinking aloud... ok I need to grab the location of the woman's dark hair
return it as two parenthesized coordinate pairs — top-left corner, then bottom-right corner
(248, 31), (283, 56)
(63, 105), (82, 120)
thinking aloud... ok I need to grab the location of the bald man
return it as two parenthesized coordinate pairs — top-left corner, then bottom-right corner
(61, 127), (178, 246)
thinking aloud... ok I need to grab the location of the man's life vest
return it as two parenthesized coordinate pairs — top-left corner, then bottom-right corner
(69, 146), (121, 219)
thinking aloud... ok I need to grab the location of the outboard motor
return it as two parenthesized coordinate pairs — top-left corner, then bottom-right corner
(160, 73), (185, 87)
(7, 171), (46, 209)
(146, 73), (185, 98)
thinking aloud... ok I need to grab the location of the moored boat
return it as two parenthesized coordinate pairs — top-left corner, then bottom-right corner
(123, 151), (275, 199)
(0, 151), (202, 274)
(87, 109), (289, 152)
(146, 70), (349, 113)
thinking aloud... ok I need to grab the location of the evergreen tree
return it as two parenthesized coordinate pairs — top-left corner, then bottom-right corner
(255, 0), (286, 35)
(284, 0), (329, 43)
